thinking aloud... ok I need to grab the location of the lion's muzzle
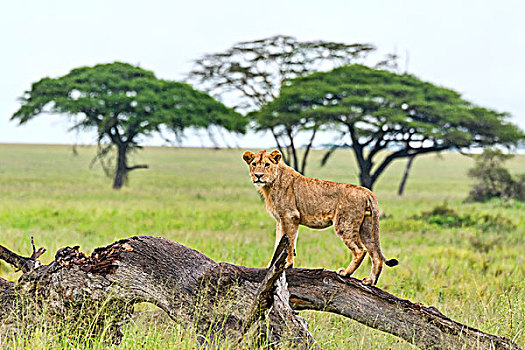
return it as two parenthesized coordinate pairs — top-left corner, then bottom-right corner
(253, 180), (266, 188)
(252, 173), (266, 187)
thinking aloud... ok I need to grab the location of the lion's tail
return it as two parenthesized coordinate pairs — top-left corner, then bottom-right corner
(385, 257), (399, 267)
(368, 194), (399, 267)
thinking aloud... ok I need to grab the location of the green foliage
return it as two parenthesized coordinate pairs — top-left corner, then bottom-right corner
(13, 62), (245, 137)
(189, 35), (375, 112)
(11, 62), (245, 188)
(189, 35), (376, 173)
(411, 202), (516, 232)
(467, 149), (525, 202)
(255, 65), (524, 189)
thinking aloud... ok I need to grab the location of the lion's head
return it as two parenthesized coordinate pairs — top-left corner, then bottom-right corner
(242, 149), (282, 188)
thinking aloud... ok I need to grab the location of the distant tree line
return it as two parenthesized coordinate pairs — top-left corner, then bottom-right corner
(12, 35), (524, 190)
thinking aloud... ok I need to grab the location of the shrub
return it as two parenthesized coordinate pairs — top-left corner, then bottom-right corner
(411, 202), (516, 232)
(467, 149), (525, 202)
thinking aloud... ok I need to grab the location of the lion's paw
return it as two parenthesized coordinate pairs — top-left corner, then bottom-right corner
(336, 268), (348, 276)
(362, 276), (373, 285)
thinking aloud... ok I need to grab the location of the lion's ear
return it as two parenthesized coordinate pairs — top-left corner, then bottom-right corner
(269, 150), (282, 164)
(243, 151), (255, 164)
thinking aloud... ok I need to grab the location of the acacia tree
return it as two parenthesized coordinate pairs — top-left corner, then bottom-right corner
(255, 65), (524, 190)
(188, 35), (375, 173)
(12, 62), (245, 189)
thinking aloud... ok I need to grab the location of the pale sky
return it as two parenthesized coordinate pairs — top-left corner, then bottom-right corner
(1, 0), (524, 147)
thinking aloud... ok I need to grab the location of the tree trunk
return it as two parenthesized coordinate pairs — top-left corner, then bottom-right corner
(360, 171), (374, 190)
(398, 154), (415, 196)
(112, 145), (148, 190)
(287, 130), (299, 173)
(299, 128), (317, 175)
(0, 236), (521, 350)
(113, 145), (128, 189)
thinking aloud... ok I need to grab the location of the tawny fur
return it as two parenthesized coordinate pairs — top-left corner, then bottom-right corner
(243, 149), (398, 285)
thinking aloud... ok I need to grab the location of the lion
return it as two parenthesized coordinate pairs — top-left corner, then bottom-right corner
(243, 149), (398, 285)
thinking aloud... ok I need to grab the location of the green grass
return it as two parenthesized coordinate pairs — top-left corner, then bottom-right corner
(0, 144), (524, 349)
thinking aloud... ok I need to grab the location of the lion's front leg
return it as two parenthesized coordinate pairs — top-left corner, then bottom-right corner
(267, 222), (284, 268)
(274, 221), (284, 251)
(281, 216), (299, 269)
(266, 221), (285, 268)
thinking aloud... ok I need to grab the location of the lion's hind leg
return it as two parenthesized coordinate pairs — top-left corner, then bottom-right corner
(334, 212), (367, 277)
(359, 213), (383, 285)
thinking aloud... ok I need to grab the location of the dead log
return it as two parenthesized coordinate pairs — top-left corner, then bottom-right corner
(0, 236), (521, 350)
(241, 234), (290, 334)
(239, 235), (320, 349)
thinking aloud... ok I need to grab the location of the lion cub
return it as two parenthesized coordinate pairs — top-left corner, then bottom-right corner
(243, 149), (398, 285)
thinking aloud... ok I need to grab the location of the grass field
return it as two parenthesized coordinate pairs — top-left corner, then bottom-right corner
(0, 143), (524, 349)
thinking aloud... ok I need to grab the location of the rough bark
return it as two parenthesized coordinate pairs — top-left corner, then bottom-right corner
(239, 236), (320, 349)
(0, 236), (521, 350)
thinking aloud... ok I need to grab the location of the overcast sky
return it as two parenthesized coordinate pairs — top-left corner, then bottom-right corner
(1, 0), (523, 147)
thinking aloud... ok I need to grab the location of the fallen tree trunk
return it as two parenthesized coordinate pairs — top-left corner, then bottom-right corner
(0, 236), (521, 350)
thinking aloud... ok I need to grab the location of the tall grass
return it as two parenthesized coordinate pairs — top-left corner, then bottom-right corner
(0, 144), (523, 349)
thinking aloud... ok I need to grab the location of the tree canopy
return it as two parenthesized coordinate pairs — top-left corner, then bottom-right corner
(12, 62), (245, 188)
(188, 35), (376, 171)
(254, 65), (524, 189)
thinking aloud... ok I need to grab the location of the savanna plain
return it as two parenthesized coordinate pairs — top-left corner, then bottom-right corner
(0, 144), (523, 349)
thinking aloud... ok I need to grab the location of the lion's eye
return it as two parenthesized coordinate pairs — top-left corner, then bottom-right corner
(265, 163), (270, 168)
(251, 162), (256, 167)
